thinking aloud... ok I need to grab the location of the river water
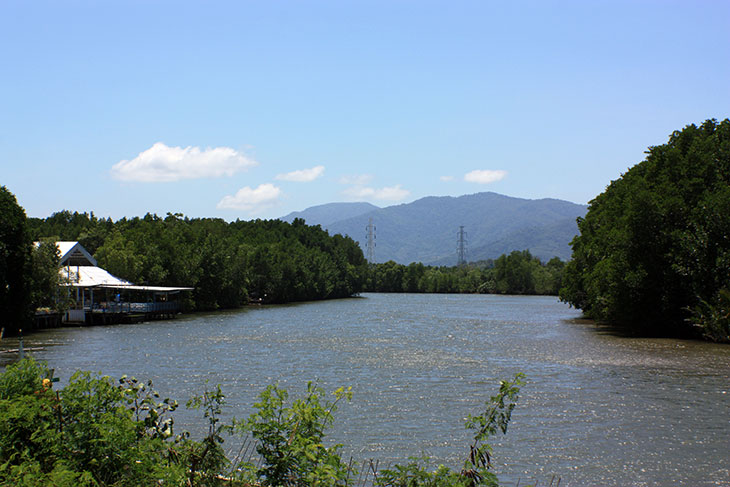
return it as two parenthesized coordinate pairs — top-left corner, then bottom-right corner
(2, 293), (729, 486)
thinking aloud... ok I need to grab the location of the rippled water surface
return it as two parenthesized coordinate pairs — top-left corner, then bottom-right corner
(3, 293), (729, 486)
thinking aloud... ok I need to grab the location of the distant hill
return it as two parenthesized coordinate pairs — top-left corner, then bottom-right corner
(280, 202), (380, 227)
(430, 216), (582, 265)
(280, 192), (587, 264)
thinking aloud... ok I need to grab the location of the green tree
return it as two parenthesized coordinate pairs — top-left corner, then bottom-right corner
(94, 229), (144, 283)
(28, 240), (65, 312)
(560, 119), (730, 337)
(30, 211), (367, 311)
(0, 186), (31, 334)
(494, 251), (536, 294)
(687, 288), (730, 342)
(0, 359), (185, 486)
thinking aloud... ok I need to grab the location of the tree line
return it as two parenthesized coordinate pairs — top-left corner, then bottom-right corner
(365, 250), (565, 295)
(29, 211), (368, 309)
(1, 188), (369, 335)
(2, 184), (568, 339)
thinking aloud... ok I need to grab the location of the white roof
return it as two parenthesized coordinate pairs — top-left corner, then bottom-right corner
(61, 266), (132, 288)
(54, 241), (193, 293)
(56, 241), (97, 266)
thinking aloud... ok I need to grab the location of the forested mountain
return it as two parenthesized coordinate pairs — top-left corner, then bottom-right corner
(280, 202), (379, 227)
(288, 192), (587, 264)
(430, 217), (583, 266)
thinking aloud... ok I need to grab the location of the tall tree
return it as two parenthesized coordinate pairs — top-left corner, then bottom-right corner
(29, 240), (64, 311)
(560, 119), (730, 337)
(0, 186), (31, 334)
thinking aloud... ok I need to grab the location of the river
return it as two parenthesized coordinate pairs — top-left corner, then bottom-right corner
(2, 293), (729, 486)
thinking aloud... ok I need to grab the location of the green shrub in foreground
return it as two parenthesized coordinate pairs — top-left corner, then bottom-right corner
(0, 358), (524, 486)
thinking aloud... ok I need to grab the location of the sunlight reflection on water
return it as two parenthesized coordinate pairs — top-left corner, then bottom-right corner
(3, 293), (729, 486)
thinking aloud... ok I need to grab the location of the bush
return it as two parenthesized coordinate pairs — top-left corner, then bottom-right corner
(687, 288), (730, 343)
(0, 359), (525, 486)
(240, 381), (353, 486)
(0, 359), (190, 486)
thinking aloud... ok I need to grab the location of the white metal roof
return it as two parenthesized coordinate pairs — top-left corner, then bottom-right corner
(61, 266), (132, 288)
(53, 241), (193, 293)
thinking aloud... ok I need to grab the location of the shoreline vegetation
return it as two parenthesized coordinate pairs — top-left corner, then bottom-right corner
(559, 119), (730, 342)
(2, 119), (728, 342)
(1, 184), (567, 338)
(0, 357), (527, 487)
(364, 252), (564, 296)
(26, 210), (565, 301)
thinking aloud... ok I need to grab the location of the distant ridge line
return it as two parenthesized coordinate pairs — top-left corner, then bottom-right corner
(279, 192), (587, 265)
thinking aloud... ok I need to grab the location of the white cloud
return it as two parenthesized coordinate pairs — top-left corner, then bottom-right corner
(338, 174), (373, 185)
(275, 165), (324, 182)
(340, 173), (409, 202)
(374, 185), (410, 201)
(464, 169), (507, 184)
(343, 186), (376, 198)
(440, 175), (454, 182)
(216, 183), (282, 212)
(111, 142), (257, 182)
(343, 184), (410, 201)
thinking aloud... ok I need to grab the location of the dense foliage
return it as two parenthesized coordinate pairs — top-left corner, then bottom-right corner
(0, 186), (31, 331)
(243, 382), (354, 486)
(0, 359), (183, 486)
(365, 251), (565, 296)
(27, 212), (367, 311)
(0, 359), (524, 487)
(560, 119), (730, 340)
(0, 187), (66, 334)
(28, 240), (66, 312)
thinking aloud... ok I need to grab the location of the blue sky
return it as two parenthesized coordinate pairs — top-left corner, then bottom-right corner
(2, 1), (728, 220)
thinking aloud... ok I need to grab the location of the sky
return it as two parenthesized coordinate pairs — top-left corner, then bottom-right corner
(1, 0), (729, 221)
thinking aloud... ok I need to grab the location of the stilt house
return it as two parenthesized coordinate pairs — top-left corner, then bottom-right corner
(55, 241), (193, 324)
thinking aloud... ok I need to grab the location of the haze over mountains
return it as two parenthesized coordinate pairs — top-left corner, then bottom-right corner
(280, 202), (380, 227)
(280, 192), (587, 265)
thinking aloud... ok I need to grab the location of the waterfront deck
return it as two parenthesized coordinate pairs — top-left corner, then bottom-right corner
(64, 301), (183, 325)
(32, 302), (185, 330)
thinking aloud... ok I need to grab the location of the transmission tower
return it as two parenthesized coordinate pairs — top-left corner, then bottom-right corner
(457, 225), (467, 266)
(365, 217), (376, 264)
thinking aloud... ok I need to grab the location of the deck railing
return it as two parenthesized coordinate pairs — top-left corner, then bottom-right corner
(89, 302), (180, 314)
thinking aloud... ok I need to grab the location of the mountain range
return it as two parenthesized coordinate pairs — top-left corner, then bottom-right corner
(280, 192), (587, 265)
